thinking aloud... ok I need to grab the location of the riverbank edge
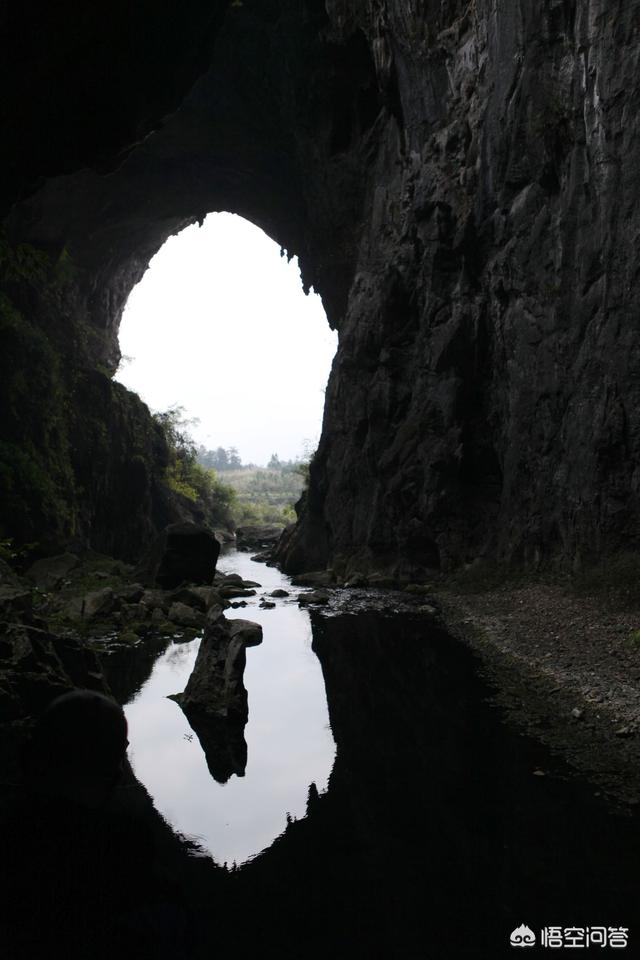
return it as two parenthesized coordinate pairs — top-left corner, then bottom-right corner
(435, 583), (640, 810)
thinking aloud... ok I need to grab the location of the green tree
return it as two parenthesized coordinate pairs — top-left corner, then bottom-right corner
(153, 406), (197, 462)
(227, 447), (242, 469)
(153, 408), (237, 528)
(213, 447), (229, 470)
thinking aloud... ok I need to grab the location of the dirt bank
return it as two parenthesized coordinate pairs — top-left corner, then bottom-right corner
(439, 583), (640, 809)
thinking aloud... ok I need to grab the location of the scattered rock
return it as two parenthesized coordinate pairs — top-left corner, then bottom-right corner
(167, 602), (205, 629)
(270, 589), (289, 598)
(26, 553), (79, 591)
(230, 601), (248, 608)
(169, 586), (209, 612)
(236, 524), (284, 551)
(259, 600), (276, 609)
(0, 622), (109, 723)
(344, 575), (367, 588)
(219, 586), (257, 599)
(417, 604), (437, 615)
(117, 583), (145, 604)
(615, 726), (634, 737)
(298, 590), (330, 606)
(214, 529), (236, 544)
(292, 570), (334, 587)
(570, 707), (584, 720)
(403, 583), (434, 596)
(68, 587), (118, 621)
(216, 573), (261, 589)
(186, 585), (223, 609)
(150, 612), (176, 633)
(366, 573), (398, 588)
(227, 619), (263, 647)
(140, 589), (168, 612)
(120, 602), (147, 622)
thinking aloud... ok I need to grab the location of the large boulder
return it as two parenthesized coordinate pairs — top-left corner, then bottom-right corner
(140, 522), (220, 590)
(227, 619), (262, 648)
(166, 601), (205, 629)
(26, 553), (79, 591)
(298, 590), (330, 606)
(169, 585), (216, 612)
(66, 587), (118, 621)
(172, 618), (263, 721)
(168, 617), (262, 783)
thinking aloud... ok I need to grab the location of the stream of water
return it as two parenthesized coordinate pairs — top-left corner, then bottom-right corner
(123, 548), (335, 865)
(116, 550), (640, 953)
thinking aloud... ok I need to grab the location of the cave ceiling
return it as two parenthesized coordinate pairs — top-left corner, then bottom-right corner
(4, 2), (383, 358)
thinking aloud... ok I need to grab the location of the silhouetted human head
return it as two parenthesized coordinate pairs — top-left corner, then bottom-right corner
(26, 689), (128, 802)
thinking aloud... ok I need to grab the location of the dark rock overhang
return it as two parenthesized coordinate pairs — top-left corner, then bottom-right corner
(4, 0), (640, 576)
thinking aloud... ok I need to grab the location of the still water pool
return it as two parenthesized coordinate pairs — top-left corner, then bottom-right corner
(106, 552), (640, 955)
(123, 548), (335, 865)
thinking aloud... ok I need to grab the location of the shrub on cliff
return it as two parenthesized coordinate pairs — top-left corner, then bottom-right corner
(153, 407), (237, 529)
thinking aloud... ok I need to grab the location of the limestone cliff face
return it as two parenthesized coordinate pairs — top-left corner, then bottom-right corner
(3, 1), (640, 573)
(288, 0), (640, 577)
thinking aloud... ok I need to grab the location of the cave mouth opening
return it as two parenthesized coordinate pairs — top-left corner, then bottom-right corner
(115, 212), (337, 470)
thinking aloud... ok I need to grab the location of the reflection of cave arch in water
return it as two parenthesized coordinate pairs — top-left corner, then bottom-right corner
(123, 550), (335, 866)
(296, 611), (640, 959)
(124, 608), (640, 958)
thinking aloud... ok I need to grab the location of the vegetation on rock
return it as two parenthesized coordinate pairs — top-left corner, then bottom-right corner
(153, 409), (237, 531)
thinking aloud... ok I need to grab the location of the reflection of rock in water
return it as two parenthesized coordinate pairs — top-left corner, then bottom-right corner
(13, 611), (640, 959)
(299, 612), (640, 957)
(228, 612), (640, 958)
(169, 618), (262, 783)
(174, 703), (248, 783)
(100, 635), (170, 705)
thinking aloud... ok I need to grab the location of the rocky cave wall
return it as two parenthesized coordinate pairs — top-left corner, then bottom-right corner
(3, 0), (640, 575)
(293, 0), (640, 578)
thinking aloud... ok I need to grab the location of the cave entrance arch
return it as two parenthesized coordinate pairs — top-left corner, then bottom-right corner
(113, 212), (339, 863)
(0, 5), (379, 565)
(116, 212), (337, 473)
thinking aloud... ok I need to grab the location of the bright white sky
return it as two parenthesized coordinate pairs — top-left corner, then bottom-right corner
(115, 213), (337, 466)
